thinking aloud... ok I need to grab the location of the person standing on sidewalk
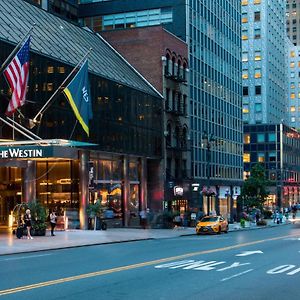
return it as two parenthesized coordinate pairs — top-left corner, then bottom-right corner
(50, 210), (57, 236)
(24, 209), (33, 240)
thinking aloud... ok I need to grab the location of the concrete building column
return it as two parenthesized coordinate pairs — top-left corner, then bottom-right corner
(79, 151), (89, 229)
(140, 157), (147, 210)
(22, 160), (36, 203)
(123, 156), (129, 227)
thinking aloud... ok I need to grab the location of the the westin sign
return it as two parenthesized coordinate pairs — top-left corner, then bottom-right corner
(0, 148), (43, 159)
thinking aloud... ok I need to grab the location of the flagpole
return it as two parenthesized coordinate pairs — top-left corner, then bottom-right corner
(0, 24), (35, 75)
(0, 116), (35, 140)
(31, 48), (93, 125)
(6, 116), (42, 140)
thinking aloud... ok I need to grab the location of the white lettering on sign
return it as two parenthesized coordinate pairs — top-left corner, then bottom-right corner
(0, 148), (43, 159)
(267, 265), (296, 274)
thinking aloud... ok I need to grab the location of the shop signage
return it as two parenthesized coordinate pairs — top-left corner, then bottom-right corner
(174, 186), (184, 196)
(0, 147), (43, 159)
(0, 145), (78, 160)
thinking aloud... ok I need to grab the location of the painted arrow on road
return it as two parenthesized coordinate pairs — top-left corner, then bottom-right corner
(236, 250), (263, 257)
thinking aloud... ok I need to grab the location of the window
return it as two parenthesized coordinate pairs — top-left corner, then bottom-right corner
(254, 51), (261, 61)
(254, 68), (261, 78)
(258, 153), (265, 163)
(242, 13), (248, 23)
(242, 0), (248, 5)
(254, 28), (261, 39)
(243, 153), (250, 163)
(291, 82), (295, 89)
(291, 116), (296, 123)
(254, 0), (261, 4)
(47, 66), (54, 74)
(242, 69), (249, 79)
(254, 12), (261, 22)
(255, 85), (261, 95)
(242, 52), (248, 62)
(243, 104), (249, 113)
(269, 152), (276, 162)
(290, 62), (295, 68)
(243, 86), (249, 96)
(257, 133), (265, 142)
(244, 134), (250, 144)
(255, 103), (262, 112)
(291, 93), (296, 99)
(291, 51), (296, 57)
(291, 72), (295, 78)
(242, 30), (248, 40)
(291, 106), (296, 112)
(268, 133), (276, 142)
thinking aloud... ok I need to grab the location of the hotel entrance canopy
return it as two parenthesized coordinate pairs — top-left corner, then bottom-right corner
(0, 139), (97, 160)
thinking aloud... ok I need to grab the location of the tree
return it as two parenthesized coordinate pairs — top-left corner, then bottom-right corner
(238, 163), (270, 210)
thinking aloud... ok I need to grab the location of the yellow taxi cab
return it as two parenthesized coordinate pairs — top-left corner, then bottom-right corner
(196, 215), (228, 235)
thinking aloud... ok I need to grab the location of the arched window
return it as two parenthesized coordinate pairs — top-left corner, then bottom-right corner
(177, 59), (182, 78)
(166, 52), (171, 75)
(172, 56), (176, 76)
(183, 61), (188, 81)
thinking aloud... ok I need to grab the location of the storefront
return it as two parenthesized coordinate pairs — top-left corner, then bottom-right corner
(0, 140), (150, 229)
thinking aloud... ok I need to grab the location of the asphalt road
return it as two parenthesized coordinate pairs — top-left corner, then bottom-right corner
(1, 224), (300, 300)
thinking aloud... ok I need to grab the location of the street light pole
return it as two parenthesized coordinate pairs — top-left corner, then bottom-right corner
(202, 131), (215, 215)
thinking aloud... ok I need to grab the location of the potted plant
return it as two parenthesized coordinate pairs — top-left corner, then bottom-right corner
(86, 200), (104, 230)
(27, 200), (47, 236)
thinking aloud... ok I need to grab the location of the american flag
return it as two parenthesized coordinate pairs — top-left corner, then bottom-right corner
(4, 36), (31, 115)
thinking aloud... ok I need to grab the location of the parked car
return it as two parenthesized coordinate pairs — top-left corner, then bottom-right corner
(196, 216), (228, 235)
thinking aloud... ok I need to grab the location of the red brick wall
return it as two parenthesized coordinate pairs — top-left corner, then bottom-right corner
(101, 26), (188, 94)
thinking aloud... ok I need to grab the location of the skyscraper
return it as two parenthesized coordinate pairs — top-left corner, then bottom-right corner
(79, 0), (243, 217)
(242, 0), (287, 125)
(286, 0), (300, 46)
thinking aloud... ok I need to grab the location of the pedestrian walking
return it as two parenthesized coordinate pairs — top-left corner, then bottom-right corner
(49, 210), (57, 236)
(24, 209), (33, 240)
(139, 209), (147, 229)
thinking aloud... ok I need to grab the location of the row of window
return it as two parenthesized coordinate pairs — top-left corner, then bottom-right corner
(243, 103), (262, 114)
(242, 69), (261, 79)
(242, 28), (261, 40)
(83, 8), (173, 32)
(165, 89), (187, 116)
(290, 61), (300, 68)
(242, 51), (261, 62)
(244, 133), (276, 144)
(242, 11), (261, 23)
(243, 152), (277, 163)
(243, 85), (261, 96)
(241, 0), (261, 5)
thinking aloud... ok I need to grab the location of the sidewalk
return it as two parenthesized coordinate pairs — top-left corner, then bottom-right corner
(0, 219), (290, 256)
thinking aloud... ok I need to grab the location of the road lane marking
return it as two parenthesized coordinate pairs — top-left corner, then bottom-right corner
(220, 269), (254, 282)
(0, 233), (298, 296)
(236, 250), (263, 257)
(0, 254), (51, 262)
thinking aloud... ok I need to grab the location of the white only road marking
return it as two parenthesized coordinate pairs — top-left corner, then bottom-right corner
(236, 250), (263, 257)
(155, 260), (251, 272)
(221, 269), (254, 282)
(284, 238), (300, 241)
(267, 265), (300, 275)
(0, 254), (52, 262)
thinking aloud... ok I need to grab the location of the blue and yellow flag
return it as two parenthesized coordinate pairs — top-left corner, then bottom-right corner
(63, 60), (93, 136)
